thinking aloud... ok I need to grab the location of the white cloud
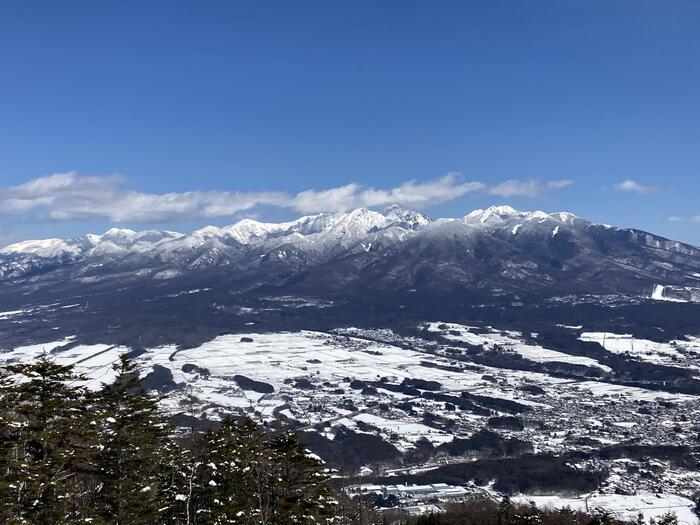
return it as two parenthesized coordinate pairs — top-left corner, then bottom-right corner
(359, 174), (486, 209)
(546, 179), (575, 190)
(289, 174), (486, 213)
(488, 179), (574, 198)
(668, 216), (684, 222)
(614, 179), (654, 193)
(291, 184), (362, 214)
(0, 173), (290, 223)
(0, 172), (573, 223)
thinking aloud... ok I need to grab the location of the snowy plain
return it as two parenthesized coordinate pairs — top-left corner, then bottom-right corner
(1, 327), (699, 523)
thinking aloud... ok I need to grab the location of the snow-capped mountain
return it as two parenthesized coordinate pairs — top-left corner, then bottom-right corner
(0, 228), (184, 259)
(1, 205), (699, 302)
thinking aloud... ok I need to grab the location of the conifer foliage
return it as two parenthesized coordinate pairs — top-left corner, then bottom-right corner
(92, 354), (174, 524)
(0, 354), (94, 524)
(195, 416), (336, 524)
(0, 354), (336, 524)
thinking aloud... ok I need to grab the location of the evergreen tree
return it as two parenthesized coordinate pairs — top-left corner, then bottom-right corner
(157, 437), (197, 525)
(497, 496), (515, 525)
(198, 417), (337, 525)
(264, 429), (337, 525)
(651, 513), (678, 525)
(173, 389), (209, 525)
(0, 368), (20, 522)
(416, 513), (442, 524)
(632, 513), (646, 525)
(93, 354), (175, 524)
(586, 509), (618, 525)
(557, 506), (580, 524)
(198, 416), (274, 524)
(1, 354), (95, 524)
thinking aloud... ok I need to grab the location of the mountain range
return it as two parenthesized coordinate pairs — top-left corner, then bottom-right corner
(1, 205), (699, 303)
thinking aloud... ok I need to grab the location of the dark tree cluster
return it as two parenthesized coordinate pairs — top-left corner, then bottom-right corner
(0, 354), (336, 524)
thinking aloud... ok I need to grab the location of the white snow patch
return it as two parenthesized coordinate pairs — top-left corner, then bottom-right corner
(0, 309), (27, 320)
(427, 322), (611, 371)
(513, 493), (698, 525)
(352, 413), (453, 450)
(0, 238), (80, 257)
(0, 339), (129, 390)
(152, 269), (181, 280)
(579, 332), (694, 366)
(651, 284), (688, 302)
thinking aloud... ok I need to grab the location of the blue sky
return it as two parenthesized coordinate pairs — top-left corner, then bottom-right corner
(0, 1), (699, 245)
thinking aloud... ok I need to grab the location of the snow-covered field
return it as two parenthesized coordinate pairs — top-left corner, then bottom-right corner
(514, 493), (699, 525)
(580, 332), (700, 370)
(2, 328), (694, 418)
(140, 330), (490, 443)
(0, 337), (129, 389)
(426, 322), (612, 371)
(1, 327), (699, 519)
(348, 413), (454, 447)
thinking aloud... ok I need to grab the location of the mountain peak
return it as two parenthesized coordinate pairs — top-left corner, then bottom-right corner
(222, 218), (281, 244)
(103, 227), (138, 238)
(382, 204), (431, 228)
(0, 238), (74, 257)
(486, 205), (519, 215)
(464, 205), (521, 224)
(551, 211), (579, 224)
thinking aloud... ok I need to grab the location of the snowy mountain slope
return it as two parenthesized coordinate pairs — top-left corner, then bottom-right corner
(1, 205), (698, 301)
(274, 207), (700, 299)
(0, 228), (184, 260)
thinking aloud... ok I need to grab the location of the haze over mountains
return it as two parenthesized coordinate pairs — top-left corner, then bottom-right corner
(1, 205), (699, 303)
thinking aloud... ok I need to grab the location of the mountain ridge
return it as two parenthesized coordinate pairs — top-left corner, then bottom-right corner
(6, 204), (688, 256)
(1, 205), (699, 303)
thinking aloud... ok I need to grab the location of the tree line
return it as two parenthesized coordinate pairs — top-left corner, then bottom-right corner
(0, 354), (335, 524)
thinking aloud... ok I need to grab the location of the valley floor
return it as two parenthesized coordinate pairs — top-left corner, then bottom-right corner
(2, 322), (699, 523)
